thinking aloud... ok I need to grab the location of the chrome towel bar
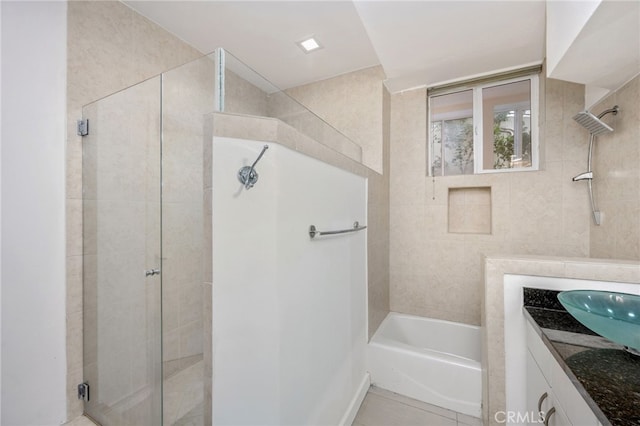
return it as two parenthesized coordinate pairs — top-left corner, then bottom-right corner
(309, 221), (367, 239)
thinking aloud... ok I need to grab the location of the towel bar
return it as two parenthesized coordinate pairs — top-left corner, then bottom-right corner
(309, 221), (367, 239)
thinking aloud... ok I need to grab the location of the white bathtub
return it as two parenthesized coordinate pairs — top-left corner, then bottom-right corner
(367, 312), (482, 418)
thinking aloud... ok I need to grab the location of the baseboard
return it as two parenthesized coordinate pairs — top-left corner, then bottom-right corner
(339, 372), (370, 426)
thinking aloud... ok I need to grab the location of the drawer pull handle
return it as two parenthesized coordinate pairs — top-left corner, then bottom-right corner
(544, 406), (556, 426)
(537, 392), (548, 412)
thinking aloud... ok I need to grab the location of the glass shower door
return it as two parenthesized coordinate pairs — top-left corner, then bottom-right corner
(82, 76), (163, 425)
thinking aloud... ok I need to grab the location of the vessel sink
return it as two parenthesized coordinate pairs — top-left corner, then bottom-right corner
(558, 290), (640, 353)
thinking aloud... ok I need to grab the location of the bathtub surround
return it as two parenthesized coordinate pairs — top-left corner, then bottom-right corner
(389, 72), (640, 329)
(390, 76), (602, 326)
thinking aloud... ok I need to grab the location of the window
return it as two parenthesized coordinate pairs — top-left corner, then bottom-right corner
(428, 72), (539, 176)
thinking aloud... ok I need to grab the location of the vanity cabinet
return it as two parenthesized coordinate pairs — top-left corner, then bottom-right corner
(526, 350), (570, 426)
(525, 322), (600, 426)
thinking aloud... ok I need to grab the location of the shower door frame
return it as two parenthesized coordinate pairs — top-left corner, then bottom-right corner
(81, 76), (164, 426)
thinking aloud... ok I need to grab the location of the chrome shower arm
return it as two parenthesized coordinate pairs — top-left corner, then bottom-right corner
(598, 105), (619, 119)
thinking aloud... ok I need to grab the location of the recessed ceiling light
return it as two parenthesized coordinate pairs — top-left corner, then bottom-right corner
(297, 36), (322, 53)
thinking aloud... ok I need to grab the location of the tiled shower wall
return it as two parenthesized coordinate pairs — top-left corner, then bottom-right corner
(66, 1), (203, 419)
(160, 56), (215, 382)
(285, 66), (387, 173)
(590, 74), (640, 260)
(389, 77), (595, 326)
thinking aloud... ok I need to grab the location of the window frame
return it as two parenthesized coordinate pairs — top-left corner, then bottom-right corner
(428, 73), (539, 177)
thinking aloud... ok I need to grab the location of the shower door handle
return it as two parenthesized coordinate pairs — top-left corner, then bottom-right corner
(145, 268), (161, 277)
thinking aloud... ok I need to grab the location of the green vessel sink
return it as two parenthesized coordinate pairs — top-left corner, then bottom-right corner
(558, 290), (640, 353)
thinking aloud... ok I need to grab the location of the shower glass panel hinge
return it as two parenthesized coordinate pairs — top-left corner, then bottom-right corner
(77, 382), (90, 401)
(77, 119), (89, 137)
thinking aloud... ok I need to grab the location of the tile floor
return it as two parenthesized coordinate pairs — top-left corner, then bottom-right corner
(65, 359), (204, 426)
(66, 382), (483, 426)
(353, 386), (483, 426)
(63, 416), (97, 426)
(164, 359), (204, 425)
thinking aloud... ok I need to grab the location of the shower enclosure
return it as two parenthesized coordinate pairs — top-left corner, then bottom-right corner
(82, 52), (217, 425)
(81, 49), (366, 425)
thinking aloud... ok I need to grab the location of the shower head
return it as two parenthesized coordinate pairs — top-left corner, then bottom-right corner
(573, 106), (618, 136)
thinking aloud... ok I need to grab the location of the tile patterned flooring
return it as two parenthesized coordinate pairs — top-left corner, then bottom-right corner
(353, 387), (483, 426)
(63, 416), (97, 426)
(65, 359), (204, 426)
(66, 383), (483, 426)
(164, 359), (204, 425)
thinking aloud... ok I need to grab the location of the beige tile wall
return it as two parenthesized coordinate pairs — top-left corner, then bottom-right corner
(267, 91), (364, 163)
(448, 187), (492, 234)
(160, 54), (215, 395)
(590, 75), (640, 259)
(285, 66), (387, 173)
(389, 77), (593, 326)
(224, 70), (269, 116)
(222, 60), (366, 166)
(67, 0), (203, 419)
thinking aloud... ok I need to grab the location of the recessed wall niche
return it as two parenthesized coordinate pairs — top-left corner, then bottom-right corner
(448, 187), (492, 234)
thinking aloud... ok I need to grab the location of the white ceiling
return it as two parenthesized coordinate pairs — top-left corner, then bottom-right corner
(548, 0), (640, 91)
(124, 1), (547, 92)
(354, 1), (546, 92)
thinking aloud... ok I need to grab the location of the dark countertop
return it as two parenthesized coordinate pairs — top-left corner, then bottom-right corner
(523, 288), (640, 426)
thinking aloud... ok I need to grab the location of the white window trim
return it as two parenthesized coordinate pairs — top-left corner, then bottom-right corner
(428, 74), (539, 176)
(493, 102), (531, 159)
(475, 74), (539, 175)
